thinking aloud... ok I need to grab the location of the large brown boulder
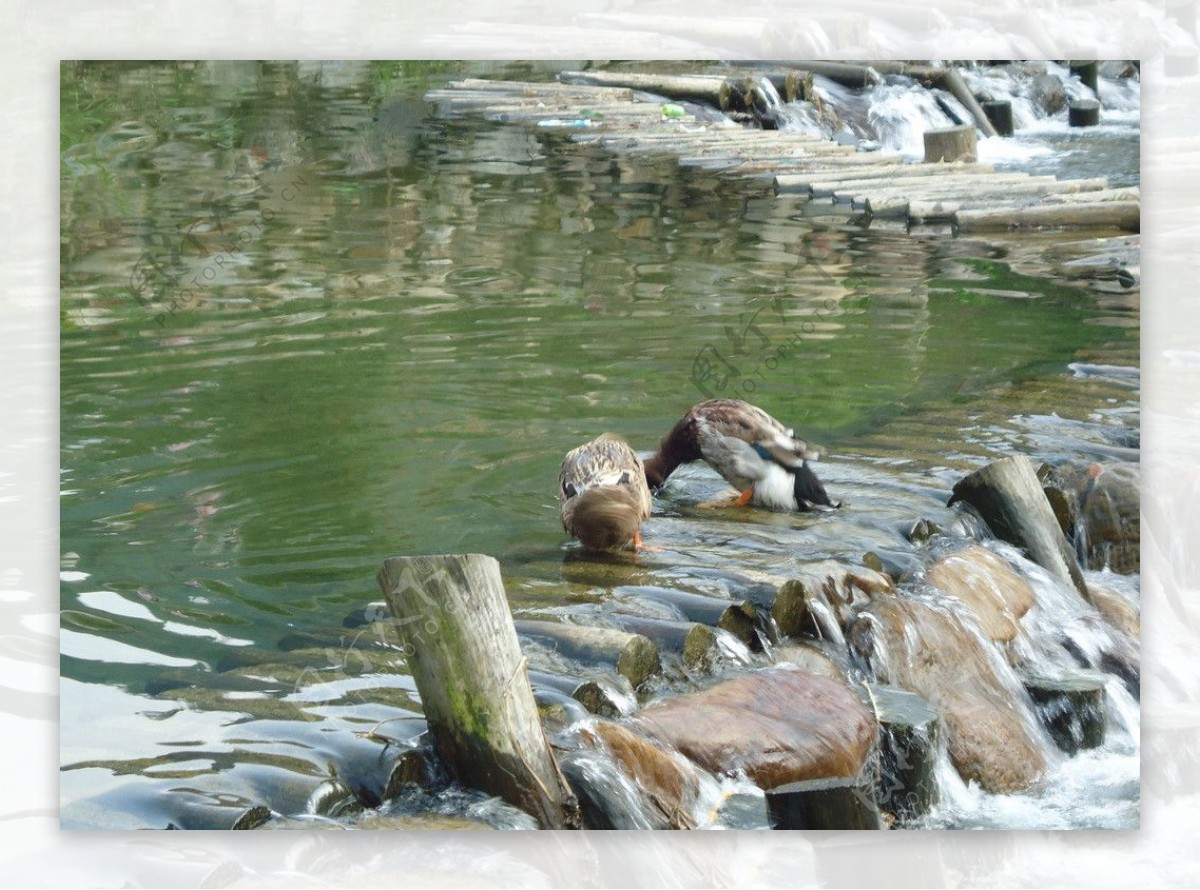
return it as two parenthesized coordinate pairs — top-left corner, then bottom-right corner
(633, 668), (876, 790)
(849, 598), (1049, 793)
(925, 545), (1036, 643)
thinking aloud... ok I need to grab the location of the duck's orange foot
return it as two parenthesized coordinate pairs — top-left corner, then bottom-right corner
(696, 492), (750, 509)
(632, 531), (663, 553)
(734, 486), (754, 506)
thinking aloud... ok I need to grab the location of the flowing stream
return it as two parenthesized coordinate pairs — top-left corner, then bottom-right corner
(60, 60), (1139, 830)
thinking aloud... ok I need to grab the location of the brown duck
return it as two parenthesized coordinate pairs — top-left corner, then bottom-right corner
(559, 433), (653, 551)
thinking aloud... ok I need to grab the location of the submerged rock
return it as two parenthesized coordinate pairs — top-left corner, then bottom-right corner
(1030, 73), (1067, 115)
(925, 544), (1035, 643)
(850, 598), (1049, 793)
(1040, 461), (1140, 574)
(633, 668), (876, 789)
(1088, 579), (1140, 640)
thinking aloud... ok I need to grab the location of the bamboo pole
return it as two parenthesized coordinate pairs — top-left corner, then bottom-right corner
(606, 614), (722, 671)
(514, 618), (662, 689)
(614, 584), (761, 648)
(955, 200), (1140, 233)
(378, 554), (579, 829)
(560, 70), (730, 105)
(905, 65), (999, 138)
(909, 187), (1140, 223)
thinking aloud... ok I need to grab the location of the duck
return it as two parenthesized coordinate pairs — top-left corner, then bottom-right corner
(559, 433), (653, 551)
(642, 398), (839, 512)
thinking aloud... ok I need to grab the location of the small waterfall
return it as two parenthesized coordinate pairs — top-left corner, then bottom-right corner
(866, 82), (966, 157)
(559, 747), (669, 830)
(755, 75), (784, 117)
(806, 594), (847, 647)
(711, 626), (754, 665)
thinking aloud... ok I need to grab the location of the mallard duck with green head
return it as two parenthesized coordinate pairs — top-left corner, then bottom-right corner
(643, 398), (839, 511)
(559, 433), (653, 551)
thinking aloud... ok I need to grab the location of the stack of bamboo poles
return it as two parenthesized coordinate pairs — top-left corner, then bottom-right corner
(426, 73), (1139, 234)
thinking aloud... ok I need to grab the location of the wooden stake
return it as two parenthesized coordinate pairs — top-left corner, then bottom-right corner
(378, 554), (579, 829)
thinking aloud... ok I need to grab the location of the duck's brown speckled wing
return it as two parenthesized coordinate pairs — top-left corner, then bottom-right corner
(558, 433), (652, 520)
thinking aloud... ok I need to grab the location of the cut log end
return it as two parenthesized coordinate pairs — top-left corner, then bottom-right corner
(924, 125), (978, 164)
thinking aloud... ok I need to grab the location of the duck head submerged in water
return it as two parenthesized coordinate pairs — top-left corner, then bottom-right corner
(643, 398), (840, 512)
(559, 433), (653, 551)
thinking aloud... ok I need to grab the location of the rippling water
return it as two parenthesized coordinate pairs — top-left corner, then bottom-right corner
(59, 61), (1140, 830)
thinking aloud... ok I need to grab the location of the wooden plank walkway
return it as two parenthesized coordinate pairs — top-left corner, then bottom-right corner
(426, 77), (1140, 235)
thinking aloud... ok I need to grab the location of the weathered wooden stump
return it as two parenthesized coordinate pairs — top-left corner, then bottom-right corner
(948, 455), (1090, 601)
(1069, 100), (1101, 127)
(1025, 673), (1107, 755)
(514, 618), (662, 689)
(982, 100), (1015, 136)
(924, 124), (977, 163)
(378, 554), (580, 829)
(860, 684), (941, 822)
(765, 775), (883, 829)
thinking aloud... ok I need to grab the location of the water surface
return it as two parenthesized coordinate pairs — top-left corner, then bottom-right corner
(59, 60), (1140, 830)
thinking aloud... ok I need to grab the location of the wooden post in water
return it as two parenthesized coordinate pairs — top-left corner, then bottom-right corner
(378, 554), (580, 829)
(982, 100), (1015, 136)
(948, 456), (1091, 601)
(1069, 61), (1100, 96)
(923, 124), (977, 163)
(1069, 100), (1101, 127)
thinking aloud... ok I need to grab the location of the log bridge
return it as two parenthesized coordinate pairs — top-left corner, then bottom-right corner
(426, 68), (1139, 235)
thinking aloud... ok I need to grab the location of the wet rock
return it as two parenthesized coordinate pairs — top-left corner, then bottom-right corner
(925, 544), (1035, 643)
(634, 668), (876, 789)
(1030, 73), (1067, 115)
(353, 813), (495, 830)
(1081, 464), (1140, 574)
(899, 517), (941, 544)
(862, 549), (922, 583)
(849, 598), (1048, 793)
(1098, 61), (1139, 79)
(1088, 580), (1140, 639)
